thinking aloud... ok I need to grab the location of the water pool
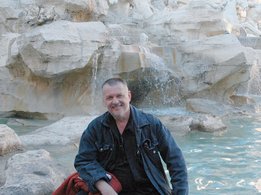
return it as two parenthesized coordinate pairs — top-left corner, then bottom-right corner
(177, 115), (261, 195)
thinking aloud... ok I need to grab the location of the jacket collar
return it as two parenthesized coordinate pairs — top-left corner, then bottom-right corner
(130, 105), (150, 128)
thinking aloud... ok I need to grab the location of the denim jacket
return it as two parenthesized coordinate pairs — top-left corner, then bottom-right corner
(74, 105), (188, 195)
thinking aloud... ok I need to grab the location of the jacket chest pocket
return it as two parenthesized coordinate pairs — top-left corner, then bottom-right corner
(96, 143), (113, 162)
(142, 139), (161, 166)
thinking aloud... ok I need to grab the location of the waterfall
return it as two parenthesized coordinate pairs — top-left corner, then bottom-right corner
(126, 46), (182, 107)
(90, 53), (99, 106)
(248, 59), (261, 95)
(247, 59), (261, 112)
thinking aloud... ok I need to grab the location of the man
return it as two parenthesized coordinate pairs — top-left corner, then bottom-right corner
(74, 78), (188, 195)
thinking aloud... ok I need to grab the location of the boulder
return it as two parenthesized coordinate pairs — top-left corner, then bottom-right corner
(186, 98), (234, 116)
(0, 149), (65, 195)
(0, 125), (22, 156)
(20, 115), (96, 146)
(0, 6), (20, 33)
(14, 20), (108, 77)
(65, 0), (109, 21)
(0, 33), (20, 67)
(160, 113), (226, 134)
(189, 114), (227, 132)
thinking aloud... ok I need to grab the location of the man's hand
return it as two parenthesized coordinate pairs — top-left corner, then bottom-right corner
(95, 180), (118, 195)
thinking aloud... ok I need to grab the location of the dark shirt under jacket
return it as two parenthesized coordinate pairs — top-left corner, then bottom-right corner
(108, 114), (159, 195)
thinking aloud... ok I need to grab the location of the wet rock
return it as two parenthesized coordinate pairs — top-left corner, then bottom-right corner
(0, 125), (22, 156)
(160, 113), (227, 134)
(189, 114), (227, 132)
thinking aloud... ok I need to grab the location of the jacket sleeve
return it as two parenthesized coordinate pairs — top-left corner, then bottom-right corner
(74, 126), (110, 192)
(156, 119), (189, 195)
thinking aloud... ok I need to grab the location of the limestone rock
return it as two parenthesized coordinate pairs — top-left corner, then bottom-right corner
(0, 6), (20, 33)
(186, 98), (233, 116)
(15, 20), (108, 77)
(144, 1), (234, 42)
(159, 115), (193, 136)
(0, 33), (20, 67)
(189, 114), (227, 132)
(0, 149), (65, 195)
(174, 34), (252, 101)
(0, 125), (22, 156)
(159, 113), (227, 134)
(0, 0), (260, 117)
(65, 0), (109, 21)
(130, 0), (154, 19)
(23, 5), (58, 26)
(20, 115), (96, 146)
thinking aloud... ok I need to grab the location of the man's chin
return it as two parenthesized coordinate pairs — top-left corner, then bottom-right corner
(111, 113), (125, 120)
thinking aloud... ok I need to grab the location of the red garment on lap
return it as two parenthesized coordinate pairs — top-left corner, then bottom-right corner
(52, 172), (122, 195)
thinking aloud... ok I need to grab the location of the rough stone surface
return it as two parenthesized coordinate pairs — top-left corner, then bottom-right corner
(20, 115), (96, 146)
(189, 115), (227, 132)
(0, 125), (22, 156)
(0, 0), (260, 116)
(15, 20), (108, 77)
(160, 113), (227, 134)
(186, 98), (234, 115)
(0, 149), (65, 195)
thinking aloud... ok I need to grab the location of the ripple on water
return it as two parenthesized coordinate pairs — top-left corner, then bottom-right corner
(178, 116), (261, 195)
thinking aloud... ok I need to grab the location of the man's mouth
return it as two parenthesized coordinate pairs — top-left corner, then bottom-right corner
(111, 103), (122, 109)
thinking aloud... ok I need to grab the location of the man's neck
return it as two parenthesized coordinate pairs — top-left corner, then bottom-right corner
(115, 111), (130, 134)
(116, 121), (128, 134)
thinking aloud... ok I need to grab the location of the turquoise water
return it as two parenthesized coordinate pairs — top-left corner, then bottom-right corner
(0, 118), (55, 135)
(177, 115), (261, 195)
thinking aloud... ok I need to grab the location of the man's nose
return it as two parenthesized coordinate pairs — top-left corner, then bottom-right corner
(111, 97), (119, 104)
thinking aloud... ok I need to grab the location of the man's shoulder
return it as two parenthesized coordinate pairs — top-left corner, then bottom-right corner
(88, 112), (108, 127)
(131, 106), (160, 124)
(82, 113), (109, 137)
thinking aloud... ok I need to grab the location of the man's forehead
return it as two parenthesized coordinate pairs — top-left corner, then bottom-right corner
(103, 82), (128, 90)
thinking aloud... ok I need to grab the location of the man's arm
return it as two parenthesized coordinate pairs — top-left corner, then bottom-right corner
(156, 120), (189, 195)
(74, 128), (109, 192)
(95, 180), (118, 195)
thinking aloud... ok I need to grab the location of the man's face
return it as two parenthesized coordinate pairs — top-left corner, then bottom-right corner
(102, 82), (131, 121)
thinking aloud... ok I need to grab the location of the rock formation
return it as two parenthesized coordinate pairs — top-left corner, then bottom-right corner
(0, 0), (260, 118)
(0, 149), (65, 195)
(0, 124), (22, 155)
